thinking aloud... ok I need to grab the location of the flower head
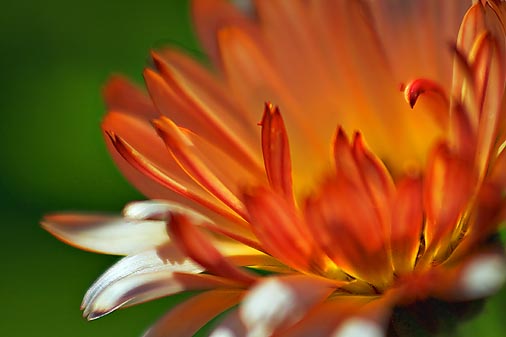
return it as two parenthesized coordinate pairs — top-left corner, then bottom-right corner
(44, 0), (506, 336)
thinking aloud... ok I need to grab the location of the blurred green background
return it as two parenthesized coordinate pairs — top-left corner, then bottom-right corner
(0, 1), (504, 336)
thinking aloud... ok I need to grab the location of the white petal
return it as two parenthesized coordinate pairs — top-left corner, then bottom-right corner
(42, 214), (167, 255)
(240, 276), (333, 337)
(460, 253), (506, 299)
(332, 318), (385, 337)
(123, 200), (211, 223)
(82, 245), (203, 319)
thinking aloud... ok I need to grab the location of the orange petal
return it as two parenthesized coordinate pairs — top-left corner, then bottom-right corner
(390, 176), (424, 275)
(153, 117), (249, 219)
(191, 0), (261, 70)
(148, 51), (264, 172)
(143, 289), (243, 337)
(244, 187), (321, 273)
(260, 103), (293, 200)
(106, 129), (245, 225)
(402, 78), (449, 129)
(304, 177), (393, 289)
(276, 294), (394, 337)
(103, 76), (158, 119)
(421, 143), (474, 264)
(168, 213), (257, 284)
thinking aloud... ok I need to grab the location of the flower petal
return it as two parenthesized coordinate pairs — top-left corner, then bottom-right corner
(239, 275), (335, 337)
(260, 103), (293, 200)
(244, 187), (322, 273)
(42, 213), (167, 255)
(103, 76), (158, 119)
(421, 143), (474, 264)
(146, 52), (263, 172)
(390, 176), (424, 275)
(168, 213), (257, 284)
(82, 244), (203, 319)
(153, 117), (248, 219)
(142, 289), (243, 337)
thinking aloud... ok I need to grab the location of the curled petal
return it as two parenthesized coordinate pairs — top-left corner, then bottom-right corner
(82, 245), (202, 319)
(402, 78), (449, 129)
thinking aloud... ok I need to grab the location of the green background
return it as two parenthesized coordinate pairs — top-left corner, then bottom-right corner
(0, 1), (504, 336)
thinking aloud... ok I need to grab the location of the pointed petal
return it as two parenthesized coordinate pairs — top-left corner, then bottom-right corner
(260, 103), (293, 200)
(402, 78), (450, 129)
(153, 117), (248, 219)
(146, 52), (263, 172)
(168, 213), (257, 284)
(82, 245), (203, 319)
(142, 289), (243, 337)
(106, 128), (245, 225)
(240, 275), (335, 337)
(42, 213), (167, 255)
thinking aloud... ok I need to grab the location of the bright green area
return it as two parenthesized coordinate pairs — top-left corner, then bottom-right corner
(0, 1), (504, 336)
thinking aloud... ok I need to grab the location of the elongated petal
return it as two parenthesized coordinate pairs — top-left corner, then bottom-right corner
(390, 177), (424, 274)
(153, 117), (248, 219)
(261, 103), (293, 200)
(422, 143), (474, 263)
(146, 53), (263, 172)
(143, 289), (243, 337)
(82, 245), (202, 319)
(168, 213), (257, 284)
(244, 187), (321, 273)
(240, 275), (336, 337)
(42, 213), (167, 255)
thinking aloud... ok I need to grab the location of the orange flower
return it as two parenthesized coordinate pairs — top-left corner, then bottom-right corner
(43, 1), (506, 336)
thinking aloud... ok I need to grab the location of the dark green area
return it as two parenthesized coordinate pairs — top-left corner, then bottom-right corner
(0, 1), (504, 336)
